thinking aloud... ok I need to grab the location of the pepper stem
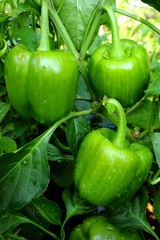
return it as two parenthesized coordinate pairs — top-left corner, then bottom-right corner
(37, 0), (50, 51)
(102, 97), (127, 148)
(102, 4), (125, 59)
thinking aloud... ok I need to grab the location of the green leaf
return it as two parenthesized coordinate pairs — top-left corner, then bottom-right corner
(0, 136), (17, 154)
(145, 78), (160, 95)
(54, 0), (100, 50)
(61, 187), (95, 240)
(0, 86), (6, 97)
(0, 212), (30, 234)
(33, 198), (62, 226)
(13, 27), (37, 51)
(0, 135), (50, 217)
(66, 116), (91, 156)
(75, 76), (92, 110)
(1, 118), (32, 139)
(153, 190), (160, 224)
(149, 132), (160, 168)
(88, 33), (108, 55)
(11, 118), (32, 138)
(145, 62), (160, 95)
(109, 191), (159, 240)
(1, 0), (40, 23)
(141, 0), (160, 12)
(15, 0), (40, 16)
(126, 99), (155, 129)
(77, 75), (91, 101)
(47, 143), (66, 161)
(51, 160), (75, 187)
(62, 187), (95, 220)
(0, 102), (10, 123)
(21, 200), (50, 240)
(0, 109), (93, 217)
(0, 211), (60, 240)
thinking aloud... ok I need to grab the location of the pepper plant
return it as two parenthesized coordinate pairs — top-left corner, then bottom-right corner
(0, 0), (160, 240)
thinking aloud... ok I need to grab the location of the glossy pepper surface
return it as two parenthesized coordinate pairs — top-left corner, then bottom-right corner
(74, 98), (153, 207)
(69, 215), (142, 240)
(4, 0), (78, 124)
(88, 4), (150, 108)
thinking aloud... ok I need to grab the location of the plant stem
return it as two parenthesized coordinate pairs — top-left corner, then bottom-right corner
(116, 8), (160, 36)
(43, 108), (93, 142)
(0, 39), (7, 57)
(60, 217), (68, 240)
(102, 97), (127, 148)
(4, 233), (28, 240)
(29, 219), (60, 240)
(149, 168), (160, 185)
(52, 134), (70, 152)
(48, 0), (96, 99)
(101, 108), (135, 142)
(57, 0), (65, 14)
(48, 0), (78, 57)
(37, 0), (50, 51)
(80, 2), (102, 60)
(102, 4), (125, 59)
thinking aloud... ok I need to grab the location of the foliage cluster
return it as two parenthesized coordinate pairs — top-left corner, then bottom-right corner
(0, 0), (160, 239)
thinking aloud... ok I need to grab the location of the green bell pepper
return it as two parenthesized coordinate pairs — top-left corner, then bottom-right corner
(69, 215), (142, 240)
(74, 97), (153, 207)
(88, 4), (150, 108)
(4, 0), (78, 124)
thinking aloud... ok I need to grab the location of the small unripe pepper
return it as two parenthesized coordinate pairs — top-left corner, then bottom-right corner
(4, 0), (79, 124)
(69, 215), (142, 240)
(88, 4), (150, 108)
(74, 97), (153, 207)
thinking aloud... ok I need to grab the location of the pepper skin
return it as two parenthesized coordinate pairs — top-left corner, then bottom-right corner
(74, 98), (153, 207)
(4, 0), (78, 124)
(88, 5), (150, 108)
(27, 50), (78, 124)
(4, 44), (32, 119)
(69, 215), (142, 240)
